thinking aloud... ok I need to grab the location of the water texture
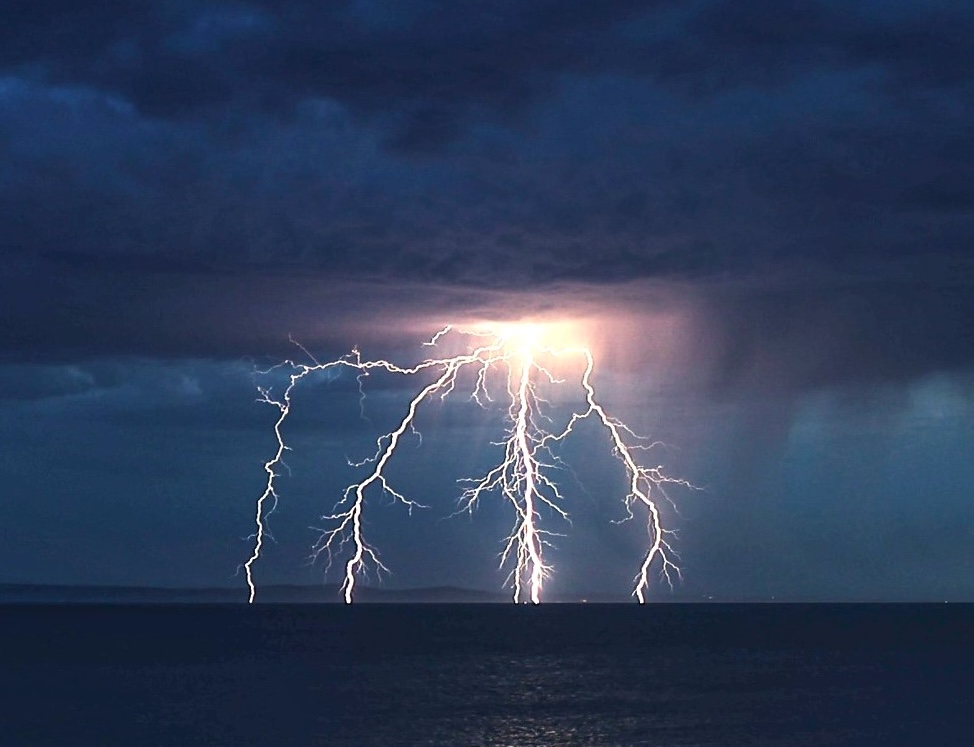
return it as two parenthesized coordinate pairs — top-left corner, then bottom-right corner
(1, 604), (971, 746)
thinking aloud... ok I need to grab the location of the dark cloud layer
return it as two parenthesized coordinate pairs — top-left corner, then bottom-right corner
(8, 2), (972, 121)
(1, 1), (972, 383)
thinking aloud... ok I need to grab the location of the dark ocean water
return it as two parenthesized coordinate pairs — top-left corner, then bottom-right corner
(1, 604), (971, 746)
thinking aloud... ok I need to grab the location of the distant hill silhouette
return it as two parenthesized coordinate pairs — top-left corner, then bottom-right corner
(0, 582), (660, 604)
(0, 583), (528, 604)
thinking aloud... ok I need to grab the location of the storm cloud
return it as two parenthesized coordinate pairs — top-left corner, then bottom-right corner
(1, 1), (971, 596)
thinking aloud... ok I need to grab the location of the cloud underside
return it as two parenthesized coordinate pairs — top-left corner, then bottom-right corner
(0, 0), (971, 385)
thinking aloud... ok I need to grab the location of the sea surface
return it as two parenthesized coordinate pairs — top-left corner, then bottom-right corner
(1, 603), (971, 746)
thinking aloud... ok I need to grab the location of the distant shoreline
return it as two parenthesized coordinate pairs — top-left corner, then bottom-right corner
(0, 582), (566, 604)
(0, 582), (721, 604)
(3, 583), (958, 604)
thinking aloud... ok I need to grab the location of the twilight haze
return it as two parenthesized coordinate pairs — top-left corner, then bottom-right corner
(1, 0), (972, 601)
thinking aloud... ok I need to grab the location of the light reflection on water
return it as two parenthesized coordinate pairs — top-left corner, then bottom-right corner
(5, 604), (968, 746)
(318, 648), (877, 746)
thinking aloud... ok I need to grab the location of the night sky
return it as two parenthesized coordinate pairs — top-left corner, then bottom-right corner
(2, 0), (972, 601)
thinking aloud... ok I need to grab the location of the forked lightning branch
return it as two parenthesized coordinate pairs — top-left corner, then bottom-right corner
(243, 324), (691, 604)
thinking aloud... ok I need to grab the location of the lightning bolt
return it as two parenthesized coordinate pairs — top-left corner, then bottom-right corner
(245, 324), (692, 604)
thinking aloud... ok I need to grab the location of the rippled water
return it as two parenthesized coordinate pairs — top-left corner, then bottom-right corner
(2, 604), (971, 745)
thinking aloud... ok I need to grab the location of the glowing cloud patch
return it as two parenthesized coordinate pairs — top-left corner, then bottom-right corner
(243, 324), (692, 604)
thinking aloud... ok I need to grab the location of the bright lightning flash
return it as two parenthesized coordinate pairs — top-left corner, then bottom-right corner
(244, 323), (691, 604)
